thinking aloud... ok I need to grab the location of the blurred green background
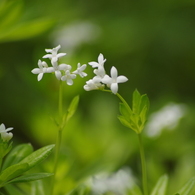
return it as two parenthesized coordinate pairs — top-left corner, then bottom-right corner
(1, 0), (195, 194)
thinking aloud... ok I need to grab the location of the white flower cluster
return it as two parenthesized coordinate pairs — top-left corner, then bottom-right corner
(0, 123), (13, 142)
(91, 168), (134, 195)
(84, 53), (128, 94)
(31, 45), (87, 85)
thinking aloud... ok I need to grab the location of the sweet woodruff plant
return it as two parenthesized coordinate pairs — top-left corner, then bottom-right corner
(0, 45), (193, 195)
(31, 45), (195, 195)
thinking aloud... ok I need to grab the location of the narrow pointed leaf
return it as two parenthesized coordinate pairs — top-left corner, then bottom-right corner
(2, 143), (33, 171)
(151, 174), (168, 195)
(6, 173), (53, 184)
(175, 177), (195, 195)
(66, 95), (79, 122)
(119, 102), (132, 118)
(0, 163), (29, 185)
(128, 184), (143, 195)
(31, 180), (45, 195)
(4, 184), (26, 195)
(118, 115), (139, 133)
(132, 89), (141, 114)
(19, 144), (55, 170)
(140, 94), (149, 113)
(139, 105), (148, 126)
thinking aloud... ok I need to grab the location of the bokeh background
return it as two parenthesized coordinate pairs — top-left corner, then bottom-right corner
(1, 0), (195, 194)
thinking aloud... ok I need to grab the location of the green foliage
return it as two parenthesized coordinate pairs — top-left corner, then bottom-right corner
(174, 177), (195, 195)
(150, 175), (168, 195)
(2, 144), (33, 171)
(118, 89), (150, 134)
(0, 144), (54, 190)
(128, 185), (143, 195)
(0, 0), (55, 43)
(65, 95), (80, 123)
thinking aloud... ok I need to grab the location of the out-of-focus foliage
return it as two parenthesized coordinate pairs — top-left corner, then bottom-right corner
(0, 0), (54, 42)
(0, 0), (195, 194)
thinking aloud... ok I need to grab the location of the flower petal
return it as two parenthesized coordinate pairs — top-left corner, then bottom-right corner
(110, 66), (118, 79)
(88, 62), (99, 68)
(47, 67), (55, 73)
(31, 68), (41, 74)
(67, 79), (73, 85)
(38, 73), (44, 81)
(55, 70), (62, 80)
(101, 75), (112, 84)
(117, 76), (128, 83)
(110, 83), (118, 94)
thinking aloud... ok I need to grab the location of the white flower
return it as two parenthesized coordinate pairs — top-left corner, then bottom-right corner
(42, 45), (66, 63)
(61, 70), (76, 85)
(0, 123), (13, 142)
(91, 168), (134, 195)
(102, 66), (128, 94)
(84, 77), (104, 91)
(93, 66), (106, 79)
(47, 60), (71, 80)
(72, 63), (87, 78)
(88, 53), (106, 68)
(31, 60), (48, 81)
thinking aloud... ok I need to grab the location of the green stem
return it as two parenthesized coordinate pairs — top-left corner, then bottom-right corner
(51, 81), (64, 195)
(103, 90), (131, 111)
(103, 89), (148, 194)
(59, 80), (63, 118)
(0, 158), (2, 172)
(138, 133), (148, 195)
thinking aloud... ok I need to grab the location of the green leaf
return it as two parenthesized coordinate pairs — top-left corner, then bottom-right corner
(0, 141), (12, 159)
(66, 95), (79, 122)
(128, 184), (143, 195)
(140, 94), (150, 113)
(6, 173), (53, 184)
(132, 89), (141, 114)
(118, 115), (138, 133)
(4, 184), (26, 195)
(175, 177), (195, 195)
(0, 145), (54, 187)
(0, 0), (22, 30)
(0, 18), (55, 42)
(19, 144), (55, 170)
(151, 174), (168, 195)
(0, 163), (29, 186)
(2, 143), (33, 171)
(31, 180), (45, 195)
(119, 102), (132, 119)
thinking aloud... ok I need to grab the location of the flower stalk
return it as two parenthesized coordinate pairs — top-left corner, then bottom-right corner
(138, 133), (148, 195)
(51, 81), (65, 195)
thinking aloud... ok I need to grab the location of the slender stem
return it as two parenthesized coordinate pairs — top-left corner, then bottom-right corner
(103, 89), (148, 194)
(59, 80), (63, 118)
(0, 158), (2, 172)
(53, 127), (63, 178)
(51, 81), (64, 195)
(138, 133), (148, 195)
(102, 90), (131, 112)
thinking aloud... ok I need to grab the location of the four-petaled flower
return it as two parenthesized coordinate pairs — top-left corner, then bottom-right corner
(61, 70), (76, 85)
(102, 66), (128, 94)
(31, 60), (48, 81)
(88, 53), (106, 68)
(72, 63), (87, 78)
(43, 45), (66, 63)
(0, 123), (13, 142)
(47, 60), (71, 80)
